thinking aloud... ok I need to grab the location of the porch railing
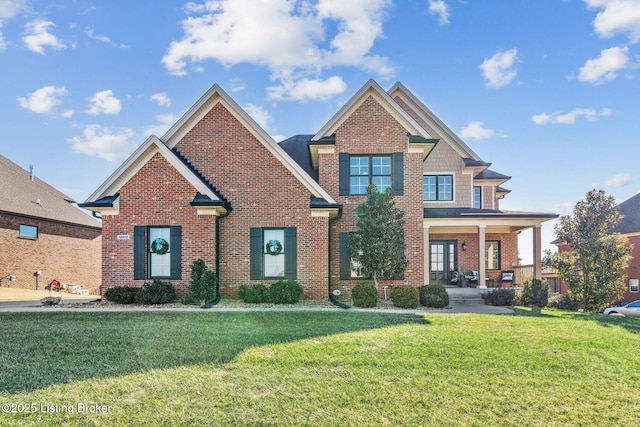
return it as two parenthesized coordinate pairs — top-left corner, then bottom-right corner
(513, 264), (534, 285)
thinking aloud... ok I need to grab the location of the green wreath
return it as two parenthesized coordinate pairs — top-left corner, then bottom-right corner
(265, 239), (283, 256)
(151, 237), (170, 255)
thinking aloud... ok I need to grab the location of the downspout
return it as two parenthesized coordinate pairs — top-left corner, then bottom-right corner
(203, 213), (227, 308)
(329, 216), (350, 309)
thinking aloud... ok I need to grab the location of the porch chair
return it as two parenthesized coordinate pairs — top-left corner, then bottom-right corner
(499, 270), (515, 288)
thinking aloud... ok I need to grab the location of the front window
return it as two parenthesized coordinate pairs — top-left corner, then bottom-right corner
(19, 224), (38, 239)
(263, 229), (285, 278)
(630, 279), (639, 293)
(473, 186), (482, 209)
(350, 155), (391, 194)
(485, 240), (501, 270)
(149, 227), (171, 278)
(424, 175), (453, 201)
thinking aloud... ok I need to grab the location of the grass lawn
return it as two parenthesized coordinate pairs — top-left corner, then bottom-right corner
(0, 309), (638, 426)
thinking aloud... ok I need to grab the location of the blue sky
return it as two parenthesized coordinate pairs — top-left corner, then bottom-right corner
(1, 0), (639, 260)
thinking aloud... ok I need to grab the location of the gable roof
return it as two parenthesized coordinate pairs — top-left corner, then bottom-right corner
(388, 82), (482, 161)
(0, 154), (101, 229)
(311, 79), (434, 141)
(611, 192), (640, 234)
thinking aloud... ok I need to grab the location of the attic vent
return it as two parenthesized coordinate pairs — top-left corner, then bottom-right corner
(29, 165), (35, 181)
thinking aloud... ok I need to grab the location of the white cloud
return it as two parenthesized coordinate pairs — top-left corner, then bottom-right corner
(162, 0), (393, 101)
(86, 90), (122, 115)
(84, 27), (111, 43)
(17, 85), (67, 114)
(145, 113), (180, 137)
(479, 48), (518, 88)
(602, 172), (632, 188)
(0, 29), (7, 51)
(460, 121), (495, 140)
(244, 103), (270, 130)
(531, 107), (612, 125)
(428, 0), (450, 26)
(584, 0), (640, 42)
(267, 75), (347, 102)
(150, 92), (172, 107)
(578, 45), (629, 84)
(0, 0), (28, 20)
(68, 124), (136, 162)
(23, 20), (66, 54)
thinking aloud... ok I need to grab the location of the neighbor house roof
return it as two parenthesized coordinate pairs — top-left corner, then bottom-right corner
(0, 154), (101, 229)
(611, 192), (640, 234)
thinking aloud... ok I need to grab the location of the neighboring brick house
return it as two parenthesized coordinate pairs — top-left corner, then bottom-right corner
(0, 155), (102, 293)
(81, 80), (556, 300)
(555, 192), (640, 303)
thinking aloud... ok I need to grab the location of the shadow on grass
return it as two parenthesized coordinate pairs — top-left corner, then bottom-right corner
(0, 311), (428, 394)
(513, 306), (639, 334)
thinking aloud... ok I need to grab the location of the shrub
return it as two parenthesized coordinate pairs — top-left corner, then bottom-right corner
(268, 280), (303, 304)
(180, 294), (197, 305)
(485, 288), (515, 306)
(104, 286), (138, 304)
(134, 280), (177, 305)
(188, 259), (217, 306)
(238, 283), (270, 303)
(391, 285), (419, 309)
(420, 284), (449, 308)
(547, 293), (583, 311)
(351, 282), (378, 308)
(518, 278), (549, 307)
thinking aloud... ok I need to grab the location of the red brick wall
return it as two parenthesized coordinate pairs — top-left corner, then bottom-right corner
(0, 212), (101, 293)
(320, 95), (425, 298)
(101, 102), (330, 299)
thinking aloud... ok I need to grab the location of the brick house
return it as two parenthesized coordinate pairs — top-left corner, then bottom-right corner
(0, 155), (102, 293)
(555, 192), (640, 303)
(80, 80), (556, 300)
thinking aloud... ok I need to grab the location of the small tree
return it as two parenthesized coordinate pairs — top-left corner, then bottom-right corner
(189, 259), (217, 307)
(350, 185), (407, 288)
(544, 189), (632, 312)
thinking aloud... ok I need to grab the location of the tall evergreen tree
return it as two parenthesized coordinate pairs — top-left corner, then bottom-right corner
(545, 189), (632, 312)
(350, 185), (407, 288)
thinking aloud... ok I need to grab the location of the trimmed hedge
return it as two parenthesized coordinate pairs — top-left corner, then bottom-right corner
(351, 282), (378, 308)
(268, 280), (303, 304)
(484, 288), (515, 306)
(104, 286), (138, 304)
(391, 285), (419, 309)
(134, 280), (177, 305)
(547, 293), (582, 311)
(518, 278), (549, 307)
(238, 283), (270, 303)
(420, 284), (449, 308)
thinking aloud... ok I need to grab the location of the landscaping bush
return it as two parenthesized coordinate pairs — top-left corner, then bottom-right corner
(104, 286), (138, 304)
(518, 278), (549, 307)
(134, 280), (177, 305)
(188, 259), (217, 306)
(391, 285), (419, 309)
(238, 283), (270, 303)
(351, 282), (378, 308)
(484, 288), (515, 306)
(268, 280), (303, 304)
(420, 284), (449, 308)
(547, 293), (583, 311)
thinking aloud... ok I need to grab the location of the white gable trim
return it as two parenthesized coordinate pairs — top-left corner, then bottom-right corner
(388, 82), (482, 161)
(161, 84), (337, 205)
(85, 135), (220, 203)
(312, 79), (433, 141)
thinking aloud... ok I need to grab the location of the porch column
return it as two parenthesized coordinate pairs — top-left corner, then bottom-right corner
(533, 225), (542, 279)
(478, 225), (486, 288)
(423, 225), (430, 285)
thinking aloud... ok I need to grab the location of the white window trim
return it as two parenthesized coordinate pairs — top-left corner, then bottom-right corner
(630, 279), (639, 293)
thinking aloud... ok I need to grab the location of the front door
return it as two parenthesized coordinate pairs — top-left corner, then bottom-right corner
(430, 241), (457, 285)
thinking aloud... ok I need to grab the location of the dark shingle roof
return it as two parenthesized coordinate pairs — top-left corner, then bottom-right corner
(612, 192), (640, 234)
(0, 155), (101, 229)
(278, 135), (317, 182)
(474, 169), (511, 180)
(424, 207), (557, 219)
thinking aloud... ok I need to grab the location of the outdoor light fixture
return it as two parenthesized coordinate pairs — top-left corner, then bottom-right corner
(461, 241), (467, 251)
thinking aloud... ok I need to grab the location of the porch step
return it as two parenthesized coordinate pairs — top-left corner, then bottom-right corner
(445, 287), (487, 305)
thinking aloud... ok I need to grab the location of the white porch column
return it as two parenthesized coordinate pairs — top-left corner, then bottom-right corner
(533, 225), (542, 279)
(478, 226), (487, 288)
(423, 225), (430, 285)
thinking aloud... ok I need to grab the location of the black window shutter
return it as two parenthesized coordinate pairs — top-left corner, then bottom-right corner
(339, 153), (350, 196)
(250, 228), (263, 280)
(284, 227), (297, 280)
(170, 226), (182, 280)
(133, 226), (146, 280)
(339, 232), (351, 280)
(392, 152), (404, 196)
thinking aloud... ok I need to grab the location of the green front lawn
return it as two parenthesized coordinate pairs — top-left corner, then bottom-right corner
(0, 309), (638, 426)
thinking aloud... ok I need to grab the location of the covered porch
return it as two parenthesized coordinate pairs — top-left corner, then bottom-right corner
(423, 209), (558, 288)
